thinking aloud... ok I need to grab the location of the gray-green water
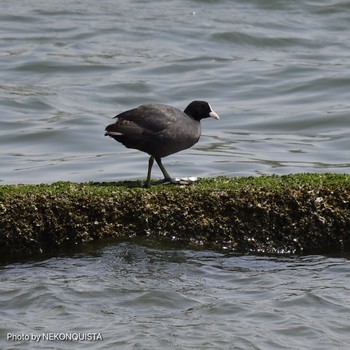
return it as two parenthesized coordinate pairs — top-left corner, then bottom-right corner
(1, 243), (350, 349)
(1, 0), (350, 183)
(1, 1), (350, 349)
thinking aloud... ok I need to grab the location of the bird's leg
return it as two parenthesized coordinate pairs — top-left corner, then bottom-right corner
(145, 156), (155, 188)
(155, 157), (172, 182)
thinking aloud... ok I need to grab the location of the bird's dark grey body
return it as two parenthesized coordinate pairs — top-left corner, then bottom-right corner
(108, 104), (202, 158)
(105, 101), (219, 187)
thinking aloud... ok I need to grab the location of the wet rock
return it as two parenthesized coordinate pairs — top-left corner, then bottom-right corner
(0, 174), (349, 260)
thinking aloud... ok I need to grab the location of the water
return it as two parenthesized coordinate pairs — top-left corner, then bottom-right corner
(1, 0), (349, 184)
(1, 242), (350, 350)
(1, 1), (350, 349)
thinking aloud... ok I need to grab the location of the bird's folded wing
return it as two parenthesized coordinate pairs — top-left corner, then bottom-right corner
(113, 104), (179, 134)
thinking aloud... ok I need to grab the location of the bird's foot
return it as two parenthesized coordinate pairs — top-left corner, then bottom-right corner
(142, 177), (198, 187)
(162, 176), (199, 186)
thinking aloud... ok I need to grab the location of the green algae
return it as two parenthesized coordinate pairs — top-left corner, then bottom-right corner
(1, 174), (349, 260)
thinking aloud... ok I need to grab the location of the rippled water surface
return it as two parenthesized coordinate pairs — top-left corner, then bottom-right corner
(1, 243), (350, 350)
(1, 0), (349, 183)
(1, 1), (350, 349)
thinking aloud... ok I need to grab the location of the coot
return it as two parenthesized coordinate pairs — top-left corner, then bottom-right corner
(105, 100), (219, 187)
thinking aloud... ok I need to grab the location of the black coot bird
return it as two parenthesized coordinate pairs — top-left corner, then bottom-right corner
(105, 100), (219, 187)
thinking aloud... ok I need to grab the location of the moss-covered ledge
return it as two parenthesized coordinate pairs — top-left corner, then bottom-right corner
(0, 173), (349, 260)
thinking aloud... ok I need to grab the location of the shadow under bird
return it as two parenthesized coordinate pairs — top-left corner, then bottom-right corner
(105, 100), (219, 187)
